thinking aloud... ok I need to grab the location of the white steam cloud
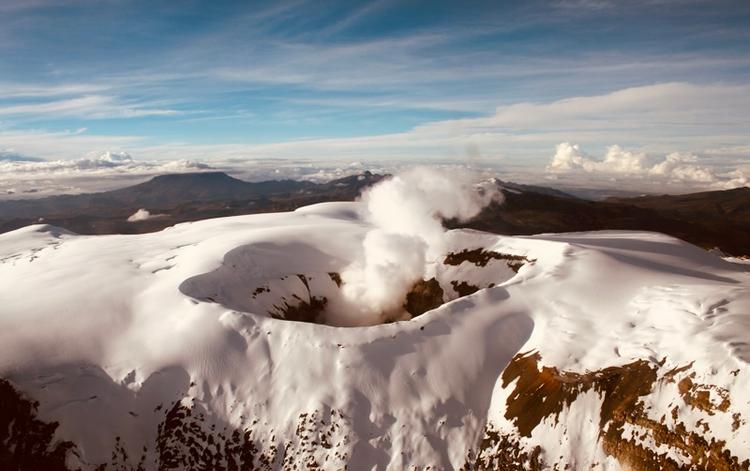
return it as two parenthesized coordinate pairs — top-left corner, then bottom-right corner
(331, 167), (501, 326)
(127, 208), (166, 222)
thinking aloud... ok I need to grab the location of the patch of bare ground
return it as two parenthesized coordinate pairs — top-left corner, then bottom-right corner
(327, 272), (342, 287)
(269, 274), (328, 324)
(444, 249), (532, 272)
(467, 427), (544, 470)
(1, 377), (352, 470)
(467, 351), (750, 470)
(677, 374), (731, 415)
(251, 286), (269, 298)
(150, 401), (350, 471)
(271, 295), (328, 324)
(0, 379), (76, 470)
(451, 280), (480, 297)
(404, 278), (444, 317)
(154, 400), (274, 470)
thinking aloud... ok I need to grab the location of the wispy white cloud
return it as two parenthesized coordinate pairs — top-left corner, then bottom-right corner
(555, 0), (614, 10)
(0, 95), (181, 119)
(0, 0), (748, 127)
(0, 81), (748, 195)
(0, 0), (90, 12)
(0, 82), (109, 98)
(202, 81), (750, 163)
(424, 82), (750, 133)
(147, 11), (750, 116)
(0, 150), (211, 175)
(2, 6), (749, 118)
(2, 82), (749, 162)
(0, 128), (142, 163)
(316, 0), (392, 37)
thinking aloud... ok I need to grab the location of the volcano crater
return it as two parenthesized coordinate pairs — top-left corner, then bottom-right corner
(179, 240), (531, 327)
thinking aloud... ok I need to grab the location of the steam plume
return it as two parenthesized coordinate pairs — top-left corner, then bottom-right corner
(331, 167), (501, 325)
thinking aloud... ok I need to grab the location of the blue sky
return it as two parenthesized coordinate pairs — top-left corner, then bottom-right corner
(0, 0), (749, 192)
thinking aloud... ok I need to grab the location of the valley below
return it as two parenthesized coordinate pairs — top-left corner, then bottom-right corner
(2, 172), (749, 257)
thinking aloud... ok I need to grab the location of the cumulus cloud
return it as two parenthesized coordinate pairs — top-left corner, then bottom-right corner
(600, 145), (648, 174)
(546, 142), (748, 189)
(648, 153), (716, 183)
(547, 143), (648, 174)
(717, 169), (749, 190)
(546, 142), (590, 172)
(547, 142), (646, 173)
(329, 167), (501, 326)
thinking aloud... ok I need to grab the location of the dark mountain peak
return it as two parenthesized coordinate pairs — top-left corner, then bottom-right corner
(104, 171), (255, 205)
(608, 185), (750, 206)
(496, 180), (578, 200)
(147, 172), (243, 186)
(112, 172), (320, 207)
(326, 171), (385, 188)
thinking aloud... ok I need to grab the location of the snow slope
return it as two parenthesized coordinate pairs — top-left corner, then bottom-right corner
(1, 201), (749, 469)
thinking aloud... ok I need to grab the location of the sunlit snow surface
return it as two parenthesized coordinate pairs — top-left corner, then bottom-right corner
(1, 201), (749, 469)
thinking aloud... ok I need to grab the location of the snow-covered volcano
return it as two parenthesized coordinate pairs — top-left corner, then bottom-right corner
(1, 201), (749, 470)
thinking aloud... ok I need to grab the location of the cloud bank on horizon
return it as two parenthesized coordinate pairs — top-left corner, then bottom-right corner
(0, 0), (748, 194)
(547, 143), (749, 190)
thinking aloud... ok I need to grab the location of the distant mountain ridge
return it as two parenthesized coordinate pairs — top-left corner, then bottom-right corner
(0, 171), (391, 218)
(106, 172), (320, 207)
(0, 172), (322, 219)
(607, 186), (750, 218)
(0, 171), (384, 235)
(461, 184), (750, 256)
(0, 171), (747, 255)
